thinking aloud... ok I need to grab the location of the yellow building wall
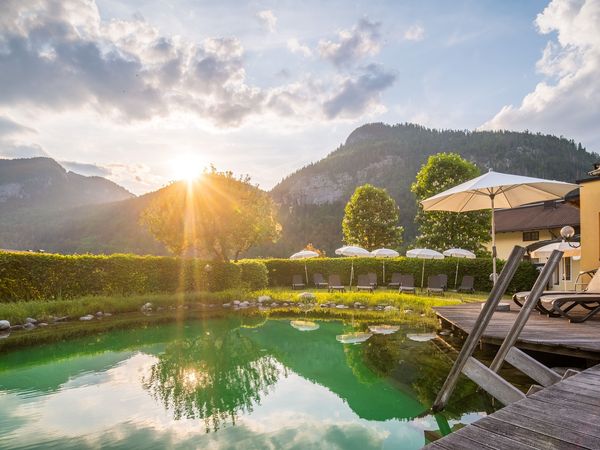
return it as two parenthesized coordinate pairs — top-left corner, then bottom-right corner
(580, 179), (600, 272)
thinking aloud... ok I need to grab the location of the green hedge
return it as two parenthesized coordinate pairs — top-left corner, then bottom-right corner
(0, 252), (267, 302)
(259, 257), (538, 293)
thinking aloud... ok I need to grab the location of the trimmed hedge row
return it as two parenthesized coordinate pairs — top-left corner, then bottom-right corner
(258, 257), (538, 293)
(0, 252), (268, 302)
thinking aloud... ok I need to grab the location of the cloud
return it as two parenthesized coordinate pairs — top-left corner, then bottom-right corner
(323, 64), (396, 119)
(0, 116), (35, 137)
(481, 0), (600, 150)
(0, 142), (49, 159)
(404, 24), (425, 42)
(287, 38), (312, 57)
(318, 18), (382, 67)
(256, 10), (277, 33)
(59, 160), (113, 177)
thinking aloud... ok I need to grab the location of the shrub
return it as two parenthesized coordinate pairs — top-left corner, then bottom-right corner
(236, 260), (269, 290)
(0, 252), (243, 302)
(259, 256), (537, 293)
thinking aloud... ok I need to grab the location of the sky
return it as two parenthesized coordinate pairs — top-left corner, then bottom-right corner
(1, 0), (599, 194)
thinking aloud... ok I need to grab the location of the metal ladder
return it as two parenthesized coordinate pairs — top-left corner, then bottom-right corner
(432, 246), (565, 412)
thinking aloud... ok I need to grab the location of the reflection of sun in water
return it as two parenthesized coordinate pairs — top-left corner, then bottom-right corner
(169, 154), (206, 182)
(182, 366), (210, 392)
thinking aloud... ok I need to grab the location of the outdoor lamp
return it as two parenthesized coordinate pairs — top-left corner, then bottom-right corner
(560, 226), (575, 240)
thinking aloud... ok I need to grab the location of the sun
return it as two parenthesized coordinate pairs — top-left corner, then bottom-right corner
(169, 154), (206, 182)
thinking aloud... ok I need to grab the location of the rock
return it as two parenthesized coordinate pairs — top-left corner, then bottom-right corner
(0, 320), (10, 331)
(270, 302), (278, 307)
(257, 295), (271, 303)
(239, 301), (250, 308)
(79, 315), (94, 321)
(23, 323), (35, 330)
(403, 309), (413, 314)
(298, 292), (316, 301)
(141, 302), (153, 312)
(104, 313), (112, 317)
(336, 304), (349, 309)
(53, 316), (68, 322)
(38, 322), (48, 327)
(354, 302), (362, 306)
(320, 303), (329, 308)
(25, 317), (37, 325)
(95, 311), (104, 317)
(222, 303), (231, 308)
(282, 302), (289, 307)
(10, 325), (23, 330)
(233, 300), (241, 306)
(384, 306), (398, 311)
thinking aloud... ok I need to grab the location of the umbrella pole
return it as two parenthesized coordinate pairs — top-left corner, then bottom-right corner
(383, 260), (385, 284)
(421, 261), (425, 290)
(455, 260), (459, 289)
(563, 257), (567, 291)
(491, 195), (497, 285)
(305, 262), (308, 286)
(350, 260), (354, 289)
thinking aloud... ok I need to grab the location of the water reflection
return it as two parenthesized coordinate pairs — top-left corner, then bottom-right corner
(0, 316), (498, 449)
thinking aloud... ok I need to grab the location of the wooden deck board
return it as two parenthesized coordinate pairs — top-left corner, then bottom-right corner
(424, 364), (600, 449)
(435, 303), (600, 358)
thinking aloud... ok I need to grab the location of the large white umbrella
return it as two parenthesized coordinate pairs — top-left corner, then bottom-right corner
(406, 248), (444, 289)
(421, 170), (577, 283)
(335, 246), (373, 287)
(443, 248), (476, 289)
(290, 250), (319, 284)
(371, 248), (400, 283)
(531, 241), (581, 290)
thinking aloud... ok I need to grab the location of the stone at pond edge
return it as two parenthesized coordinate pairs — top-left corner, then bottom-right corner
(222, 303), (231, 308)
(79, 315), (94, 321)
(0, 320), (10, 331)
(25, 317), (37, 325)
(257, 295), (271, 303)
(23, 323), (35, 330)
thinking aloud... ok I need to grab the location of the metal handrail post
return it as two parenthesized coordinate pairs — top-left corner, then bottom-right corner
(431, 246), (526, 412)
(489, 249), (563, 372)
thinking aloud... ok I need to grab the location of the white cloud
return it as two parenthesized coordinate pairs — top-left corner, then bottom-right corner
(404, 24), (425, 41)
(256, 10), (277, 33)
(318, 19), (382, 67)
(481, 0), (600, 150)
(287, 38), (312, 57)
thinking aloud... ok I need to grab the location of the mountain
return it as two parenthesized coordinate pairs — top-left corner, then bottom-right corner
(0, 157), (133, 213)
(250, 123), (598, 257)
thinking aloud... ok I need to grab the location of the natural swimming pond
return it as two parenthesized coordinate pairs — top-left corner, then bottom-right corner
(0, 316), (499, 449)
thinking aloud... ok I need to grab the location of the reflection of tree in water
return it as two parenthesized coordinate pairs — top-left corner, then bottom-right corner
(142, 328), (284, 432)
(361, 331), (497, 420)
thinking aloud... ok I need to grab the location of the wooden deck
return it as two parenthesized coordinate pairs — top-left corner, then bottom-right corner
(425, 363), (600, 449)
(435, 303), (600, 360)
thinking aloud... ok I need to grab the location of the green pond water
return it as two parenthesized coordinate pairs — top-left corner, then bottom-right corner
(0, 316), (497, 449)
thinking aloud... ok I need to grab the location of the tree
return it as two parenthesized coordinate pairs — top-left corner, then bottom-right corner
(411, 153), (490, 253)
(141, 168), (281, 261)
(342, 184), (403, 250)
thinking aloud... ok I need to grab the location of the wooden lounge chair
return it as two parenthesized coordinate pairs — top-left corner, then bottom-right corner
(356, 274), (374, 293)
(328, 274), (346, 293)
(291, 274), (305, 290)
(457, 275), (475, 293)
(427, 275), (444, 296)
(368, 272), (377, 288)
(513, 268), (599, 316)
(437, 273), (448, 291)
(387, 272), (402, 289)
(313, 273), (328, 289)
(537, 271), (600, 323)
(398, 274), (416, 294)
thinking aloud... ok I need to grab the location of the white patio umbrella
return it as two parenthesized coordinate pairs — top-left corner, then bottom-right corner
(371, 248), (400, 283)
(443, 248), (476, 289)
(290, 250), (319, 284)
(421, 170), (577, 284)
(531, 241), (581, 290)
(406, 248), (444, 289)
(335, 245), (373, 287)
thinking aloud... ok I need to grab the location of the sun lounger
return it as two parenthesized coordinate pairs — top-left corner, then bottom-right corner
(398, 274), (416, 294)
(388, 272), (402, 289)
(368, 272), (377, 288)
(540, 293), (600, 323)
(328, 274), (346, 293)
(291, 274), (305, 290)
(427, 275), (444, 296)
(513, 268), (599, 316)
(313, 273), (328, 289)
(457, 275), (475, 293)
(437, 274), (448, 291)
(356, 274), (374, 293)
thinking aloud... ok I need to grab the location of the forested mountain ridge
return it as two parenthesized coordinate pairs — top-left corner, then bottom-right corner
(257, 123), (597, 257)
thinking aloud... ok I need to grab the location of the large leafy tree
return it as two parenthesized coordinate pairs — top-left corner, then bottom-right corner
(342, 184), (403, 250)
(411, 153), (490, 253)
(141, 169), (281, 261)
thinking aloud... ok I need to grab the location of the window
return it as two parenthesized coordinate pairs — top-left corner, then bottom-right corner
(523, 231), (539, 241)
(564, 257), (572, 281)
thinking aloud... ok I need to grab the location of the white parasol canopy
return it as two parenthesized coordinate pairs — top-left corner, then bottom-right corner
(406, 248), (444, 288)
(421, 170), (577, 284)
(335, 245), (373, 287)
(289, 250), (319, 284)
(443, 248), (476, 289)
(532, 241), (581, 290)
(371, 248), (400, 282)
